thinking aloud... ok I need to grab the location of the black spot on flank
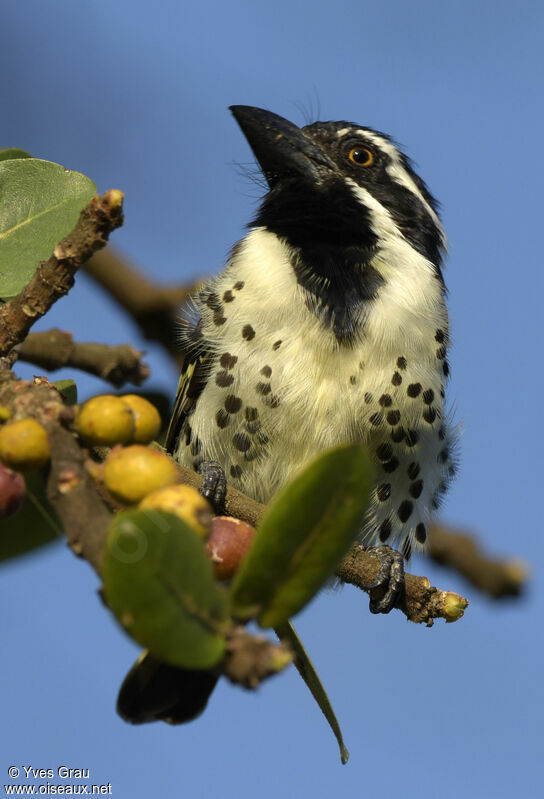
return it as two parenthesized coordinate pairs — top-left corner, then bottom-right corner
(391, 426), (405, 443)
(423, 407), (437, 424)
(383, 457), (399, 473)
(407, 383), (422, 398)
(438, 424), (446, 440)
(216, 370), (234, 387)
(245, 406), (259, 421)
(213, 311), (227, 326)
(260, 365), (272, 378)
(391, 372), (402, 386)
(415, 523), (427, 544)
(215, 409), (230, 428)
(397, 500), (413, 523)
(244, 450), (258, 462)
(230, 464), (242, 478)
(256, 382), (271, 396)
(404, 429), (419, 447)
(435, 329), (445, 343)
(379, 393), (393, 407)
(272, 339), (282, 350)
(403, 539), (412, 561)
(184, 423), (192, 445)
(245, 421), (260, 434)
(387, 410), (401, 426)
(436, 346), (446, 360)
(205, 292), (222, 311)
(364, 392), (373, 404)
(369, 412), (384, 426)
(407, 462), (420, 480)
(224, 395), (242, 413)
(350, 375), (357, 385)
(376, 483), (391, 502)
(438, 446), (450, 463)
(409, 480), (423, 499)
(442, 360), (450, 377)
(220, 352), (238, 369)
(359, 361), (365, 370)
(233, 281), (245, 291)
(423, 389), (434, 405)
(233, 433), (251, 453)
(268, 394), (281, 408)
(223, 290), (235, 303)
(256, 432), (270, 446)
(379, 518), (392, 542)
(376, 443), (393, 461)
(242, 325), (255, 340)
(397, 357), (407, 370)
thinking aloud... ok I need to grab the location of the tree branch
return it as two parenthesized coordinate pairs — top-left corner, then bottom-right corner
(83, 248), (203, 367)
(17, 329), (150, 387)
(429, 523), (528, 598)
(0, 191), (124, 357)
(0, 369), (471, 626)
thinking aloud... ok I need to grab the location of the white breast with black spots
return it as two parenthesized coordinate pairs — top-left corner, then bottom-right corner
(176, 228), (456, 557)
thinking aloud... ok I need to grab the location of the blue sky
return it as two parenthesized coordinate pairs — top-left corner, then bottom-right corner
(1, 1), (542, 797)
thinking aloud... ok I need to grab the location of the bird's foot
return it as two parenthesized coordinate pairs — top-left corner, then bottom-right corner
(198, 460), (227, 515)
(360, 544), (405, 614)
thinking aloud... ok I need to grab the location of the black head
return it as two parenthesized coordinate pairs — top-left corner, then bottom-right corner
(230, 105), (444, 265)
(229, 106), (446, 341)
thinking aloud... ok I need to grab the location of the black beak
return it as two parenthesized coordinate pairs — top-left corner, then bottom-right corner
(229, 105), (335, 186)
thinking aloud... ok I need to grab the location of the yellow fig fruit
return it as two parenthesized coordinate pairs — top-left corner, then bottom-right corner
(140, 484), (213, 538)
(0, 418), (51, 470)
(121, 395), (161, 444)
(75, 395), (134, 446)
(103, 445), (179, 504)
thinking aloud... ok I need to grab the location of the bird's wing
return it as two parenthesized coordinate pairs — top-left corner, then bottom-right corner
(165, 346), (214, 455)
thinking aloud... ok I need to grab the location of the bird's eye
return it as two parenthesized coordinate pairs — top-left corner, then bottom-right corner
(348, 147), (373, 166)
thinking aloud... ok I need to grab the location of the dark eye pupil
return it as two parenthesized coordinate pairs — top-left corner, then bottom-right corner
(351, 149), (369, 164)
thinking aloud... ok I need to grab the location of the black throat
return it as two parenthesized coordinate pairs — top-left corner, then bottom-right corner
(253, 179), (383, 343)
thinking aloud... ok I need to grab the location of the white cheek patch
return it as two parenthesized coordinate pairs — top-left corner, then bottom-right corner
(345, 179), (402, 241)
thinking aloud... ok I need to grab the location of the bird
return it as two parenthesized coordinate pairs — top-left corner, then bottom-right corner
(169, 105), (455, 561)
(117, 105), (457, 725)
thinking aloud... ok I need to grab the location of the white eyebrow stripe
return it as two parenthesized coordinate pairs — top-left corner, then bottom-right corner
(336, 126), (446, 247)
(357, 130), (444, 237)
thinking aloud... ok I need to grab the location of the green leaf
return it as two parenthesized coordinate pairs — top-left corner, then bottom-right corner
(230, 444), (374, 627)
(0, 159), (96, 301)
(103, 509), (230, 669)
(275, 621), (349, 765)
(0, 472), (62, 563)
(0, 149), (32, 162)
(52, 379), (78, 406)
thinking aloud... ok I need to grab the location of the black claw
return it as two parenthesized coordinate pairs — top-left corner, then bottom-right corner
(361, 544), (405, 614)
(198, 460), (227, 514)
